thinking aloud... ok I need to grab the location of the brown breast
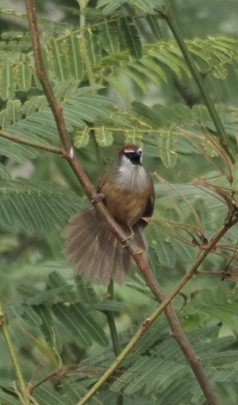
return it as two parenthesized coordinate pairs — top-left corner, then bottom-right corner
(99, 175), (154, 227)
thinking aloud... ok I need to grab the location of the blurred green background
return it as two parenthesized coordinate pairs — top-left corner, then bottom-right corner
(1, 1), (238, 404)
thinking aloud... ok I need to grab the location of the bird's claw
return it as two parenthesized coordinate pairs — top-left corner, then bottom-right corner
(121, 234), (134, 248)
(134, 248), (143, 255)
(91, 193), (105, 204)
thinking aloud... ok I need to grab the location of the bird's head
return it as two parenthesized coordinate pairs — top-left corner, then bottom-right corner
(118, 144), (143, 166)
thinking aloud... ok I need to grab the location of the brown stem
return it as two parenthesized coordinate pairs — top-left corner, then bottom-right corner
(0, 130), (64, 155)
(24, 0), (71, 153)
(79, 219), (235, 405)
(28, 366), (76, 396)
(24, 1), (223, 404)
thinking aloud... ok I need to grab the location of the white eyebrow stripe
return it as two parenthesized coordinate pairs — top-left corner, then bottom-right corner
(124, 148), (142, 153)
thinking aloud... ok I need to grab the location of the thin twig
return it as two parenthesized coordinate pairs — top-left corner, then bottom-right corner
(0, 304), (30, 405)
(0, 130), (64, 155)
(106, 280), (124, 405)
(28, 365), (76, 396)
(106, 280), (121, 356)
(78, 214), (237, 405)
(76, 251), (209, 405)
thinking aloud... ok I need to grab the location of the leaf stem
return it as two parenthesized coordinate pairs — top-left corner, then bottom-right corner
(78, 0), (96, 87)
(106, 280), (121, 356)
(106, 280), (124, 405)
(0, 304), (30, 405)
(160, 0), (234, 162)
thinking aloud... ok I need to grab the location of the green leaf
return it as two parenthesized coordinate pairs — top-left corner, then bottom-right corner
(158, 130), (178, 168)
(154, 241), (176, 268)
(67, 34), (85, 80)
(73, 127), (90, 148)
(0, 389), (19, 405)
(0, 64), (15, 100)
(34, 304), (57, 346)
(51, 302), (108, 347)
(0, 88), (115, 154)
(47, 38), (68, 81)
(119, 17), (142, 59)
(0, 179), (82, 233)
(83, 30), (102, 66)
(94, 126), (113, 146)
(15, 57), (33, 92)
(0, 137), (35, 162)
(35, 384), (67, 405)
(107, 71), (133, 99)
(91, 300), (127, 312)
(99, 20), (121, 54)
(145, 15), (163, 38)
(0, 164), (11, 179)
(128, 62), (161, 87)
(132, 101), (161, 126)
(0, 100), (22, 127)
(189, 285), (238, 325)
(97, 0), (126, 15)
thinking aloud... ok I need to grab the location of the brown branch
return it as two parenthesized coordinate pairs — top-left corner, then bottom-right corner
(78, 216), (237, 405)
(24, 1), (223, 405)
(76, 253), (208, 405)
(24, 0), (71, 153)
(0, 130), (64, 155)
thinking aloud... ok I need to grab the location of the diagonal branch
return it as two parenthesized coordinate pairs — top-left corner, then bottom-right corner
(24, 1), (222, 404)
(78, 213), (238, 405)
(23, 0), (153, 267)
(24, 0), (71, 153)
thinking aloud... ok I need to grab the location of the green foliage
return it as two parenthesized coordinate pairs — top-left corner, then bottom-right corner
(0, 86), (115, 152)
(1, 1), (238, 404)
(0, 179), (82, 232)
(111, 325), (233, 402)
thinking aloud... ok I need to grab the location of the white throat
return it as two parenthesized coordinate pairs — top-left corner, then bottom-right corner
(115, 155), (149, 192)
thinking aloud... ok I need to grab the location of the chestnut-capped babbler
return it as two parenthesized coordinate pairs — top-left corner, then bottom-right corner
(64, 144), (155, 285)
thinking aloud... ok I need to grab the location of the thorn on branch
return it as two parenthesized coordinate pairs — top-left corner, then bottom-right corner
(0, 311), (4, 327)
(142, 318), (151, 329)
(69, 147), (74, 159)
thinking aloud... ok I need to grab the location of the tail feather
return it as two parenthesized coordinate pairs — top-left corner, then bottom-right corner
(65, 209), (100, 259)
(95, 231), (116, 282)
(64, 208), (146, 285)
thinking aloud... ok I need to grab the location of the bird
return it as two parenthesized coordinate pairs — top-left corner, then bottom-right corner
(64, 144), (155, 285)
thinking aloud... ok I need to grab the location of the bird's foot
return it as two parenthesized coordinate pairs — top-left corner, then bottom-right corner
(121, 234), (134, 248)
(91, 193), (105, 204)
(121, 225), (135, 248)
(134, 247), (144, 255)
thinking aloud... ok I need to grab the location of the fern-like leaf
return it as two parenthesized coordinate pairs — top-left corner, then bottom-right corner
(0, 179), (82, 233)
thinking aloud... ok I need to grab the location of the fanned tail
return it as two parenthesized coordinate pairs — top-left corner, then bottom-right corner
(64, 208), (146, 285)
